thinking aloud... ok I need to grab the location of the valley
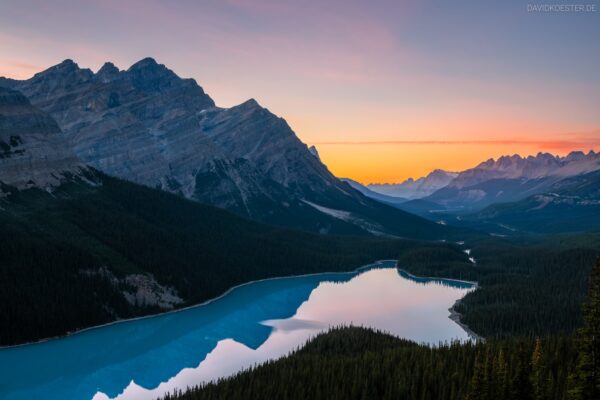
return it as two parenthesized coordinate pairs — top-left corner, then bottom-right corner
(0, 48), (598, 400)
(0, 263), (475, 400)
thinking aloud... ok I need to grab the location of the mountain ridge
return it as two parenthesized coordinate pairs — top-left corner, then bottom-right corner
(368, 169), (458, 200)
(426, 151), (600, 211)
(1, 59), (452, 239)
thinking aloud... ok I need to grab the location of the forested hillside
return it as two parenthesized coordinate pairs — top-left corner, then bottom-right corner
(162, 326), (575, 400)
(399, 235), (600, 337)
(165, 258), (600, 400)
(0, 173), (470, 346)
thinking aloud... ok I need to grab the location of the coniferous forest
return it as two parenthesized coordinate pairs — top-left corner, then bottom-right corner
(165, 258), (600, 400)
(0, 174), (465, 345)
(2, 174), (599, 400)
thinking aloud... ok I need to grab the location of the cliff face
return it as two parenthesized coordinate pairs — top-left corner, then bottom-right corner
(0, 87), (84, 190)
(3, 58), (448, 238)
(10, 59), (346, 207)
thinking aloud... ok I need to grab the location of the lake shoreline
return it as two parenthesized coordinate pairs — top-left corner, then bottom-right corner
(396, 269), (482, 341)
(448, 299), (483, 342)
(0, 260), (395, 350)
(2, 260), (481, 350)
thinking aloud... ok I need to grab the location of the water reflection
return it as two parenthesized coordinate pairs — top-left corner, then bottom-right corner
(0, 261), (475, 400)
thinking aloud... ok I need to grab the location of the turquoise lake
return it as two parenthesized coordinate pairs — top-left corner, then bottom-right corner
(0, 261), (475, 400)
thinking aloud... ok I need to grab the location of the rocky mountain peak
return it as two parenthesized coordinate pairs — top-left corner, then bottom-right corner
(564, 150), (588, 162)
(33, 59), (92, 81)
(236, 98), (262, 111)
(308, 145), (321, 160)
(96, 62), (120, 82)
(128, 57), (160, 70)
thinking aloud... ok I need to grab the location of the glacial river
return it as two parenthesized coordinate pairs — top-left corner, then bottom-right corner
(0, 261), (475, 400)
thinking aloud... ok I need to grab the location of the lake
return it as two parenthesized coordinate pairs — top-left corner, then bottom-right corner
(0, 261), (475, 400)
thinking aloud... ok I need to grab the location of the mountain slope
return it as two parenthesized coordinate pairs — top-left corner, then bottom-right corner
(0, 87), (85, 189)
(2, 59), (451, 239)
(0, 87), (471, 345)
(467, 169), (600, 233)
(0, 174), (472, 346)
(341, 178), (407, 205)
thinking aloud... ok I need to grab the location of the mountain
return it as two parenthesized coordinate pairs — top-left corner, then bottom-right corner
(0, 58), (455, 239)
(0, 87), (85, 190)
(3, 171), (455, 346)
(341, 178), (407, 205)
(0, 85), (472, 345)
(368, 169), (458, 200)
(341, 178), (450, 219)
(425, 152), (600, 212)
(466, 169), (600, 234)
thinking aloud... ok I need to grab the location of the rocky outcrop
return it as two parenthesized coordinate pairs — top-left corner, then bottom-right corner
(0, 87), (84, 191)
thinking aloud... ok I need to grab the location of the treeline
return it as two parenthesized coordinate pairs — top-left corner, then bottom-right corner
(0, 174), (467, 346)
(162, 258), (600, 400)
(161, 327), (575, 400)
(398, 235), (600, 337)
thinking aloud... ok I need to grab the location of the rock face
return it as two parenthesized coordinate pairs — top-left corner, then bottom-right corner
(369, 169), (458, 200)
(3, 58), (447, 238)
(0, 87), (84, 190)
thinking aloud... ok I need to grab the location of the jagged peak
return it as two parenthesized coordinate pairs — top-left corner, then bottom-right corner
(58, 59), (77, 68)
(128, 57), (162, 71)
(233, 98), (262, 112)
(97, 62), (120, 76)
(243, 98), (260, 107)
(31, 59), (93, 82)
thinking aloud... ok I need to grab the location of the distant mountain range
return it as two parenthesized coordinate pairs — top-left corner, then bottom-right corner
(0, 58), (454, 239)
(341, 178), (407, 205)
(427, 151), (600, 212)
(368, 169), (458, 200)
(465, 168), (600, 234)
(363, 152), (600, 216)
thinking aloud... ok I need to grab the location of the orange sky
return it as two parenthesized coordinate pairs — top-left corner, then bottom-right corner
(314, 140), (600, 184)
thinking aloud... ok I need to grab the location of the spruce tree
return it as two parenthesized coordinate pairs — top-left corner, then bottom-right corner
(569, 258), (600, 400)
(467, 351), (487, 400)
(531, 337), (544, 400)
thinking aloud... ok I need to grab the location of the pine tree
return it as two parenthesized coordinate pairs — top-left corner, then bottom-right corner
(467, 351), (487, 400)
(569, 258), (600, 400)
(511, 344), (533, 400)
(531, 337), (544, 400)
(494, 348), (508, 400)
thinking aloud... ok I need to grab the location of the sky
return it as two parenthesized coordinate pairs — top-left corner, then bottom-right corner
(1, 0), (599, 183)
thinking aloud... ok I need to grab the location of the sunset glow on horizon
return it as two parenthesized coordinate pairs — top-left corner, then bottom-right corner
(1, 0), (598, 183)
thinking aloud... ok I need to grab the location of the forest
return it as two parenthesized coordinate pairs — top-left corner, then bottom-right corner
(0, 174), (468, 346)
(398, 234), (600, 337)
(163, 258), (600, 400)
